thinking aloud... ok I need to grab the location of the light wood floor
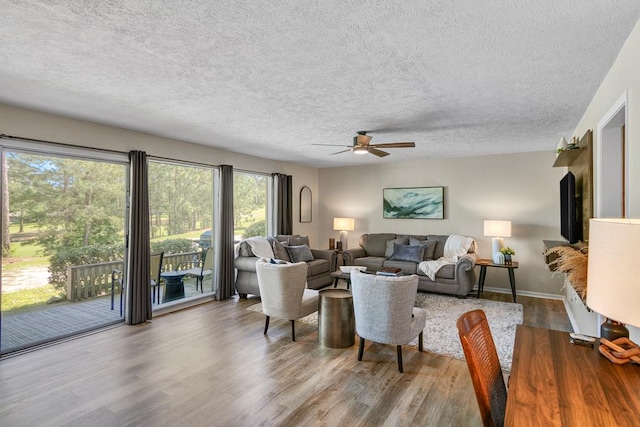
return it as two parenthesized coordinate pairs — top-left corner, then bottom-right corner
(0, 291), (571, 426)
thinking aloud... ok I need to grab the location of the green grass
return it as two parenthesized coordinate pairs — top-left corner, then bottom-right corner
(1, 285), (62, 313)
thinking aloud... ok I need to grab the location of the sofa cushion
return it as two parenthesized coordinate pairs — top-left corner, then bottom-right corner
(272, 240), (291, 262)
(277, 234), (309, 246)
(354, 256), (385, 272)
(427, 235), (449, 259)
(382, 260), (418, 274)
(388, 244), (425, 263)
(416, 264), (455, 280)
(286, 245), (314, 263)
(385, 237), (409, 257)
(307, 258), (330, 276)
(409, 237), (438, 260)
(360, 233), (397, 257)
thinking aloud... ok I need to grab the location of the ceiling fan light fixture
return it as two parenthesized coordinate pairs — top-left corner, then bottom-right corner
(353, 146), (368, 154)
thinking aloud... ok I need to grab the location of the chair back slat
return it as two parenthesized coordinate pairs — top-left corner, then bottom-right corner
(457, 309), (507, 427)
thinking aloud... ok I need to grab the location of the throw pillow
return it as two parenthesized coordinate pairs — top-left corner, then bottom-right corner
(285, 244), (315, 263)
(385, 237), (409, 258)
(269, 258), (288, 264)
(409, 237), (438, 260)
(389, 243), (425, 263)
(272, 240), (291, 262)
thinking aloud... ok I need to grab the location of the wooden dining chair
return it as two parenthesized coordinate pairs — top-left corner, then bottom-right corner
(457, 309), (507, 427)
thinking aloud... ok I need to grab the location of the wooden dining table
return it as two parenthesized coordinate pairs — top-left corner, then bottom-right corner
(505, 325), (640, 426)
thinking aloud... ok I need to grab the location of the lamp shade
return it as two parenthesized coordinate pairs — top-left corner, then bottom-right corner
(586, 218), (640, 329)
(483, 220), (512, 237)
(333, 217), (355, 231)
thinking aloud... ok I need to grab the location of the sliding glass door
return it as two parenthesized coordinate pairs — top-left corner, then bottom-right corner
(1, 146), (128, 354)
(148, 160), (215, 306)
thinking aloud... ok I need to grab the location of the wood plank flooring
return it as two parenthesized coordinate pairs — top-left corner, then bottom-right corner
(0, 291), (571, 426)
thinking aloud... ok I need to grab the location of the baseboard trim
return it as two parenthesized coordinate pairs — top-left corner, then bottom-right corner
(472, 285), (563, 301)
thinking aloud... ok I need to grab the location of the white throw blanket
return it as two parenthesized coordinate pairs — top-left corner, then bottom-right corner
(245, 237), (275, 258)
(418, 235), (476, 281)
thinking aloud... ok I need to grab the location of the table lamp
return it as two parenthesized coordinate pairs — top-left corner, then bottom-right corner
(484, 220), (512, 264)
(587, 218), (640, 341)
(333, 217), (355, 250)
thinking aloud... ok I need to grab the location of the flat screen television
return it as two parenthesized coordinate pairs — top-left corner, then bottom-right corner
(560, 172), (581, 243)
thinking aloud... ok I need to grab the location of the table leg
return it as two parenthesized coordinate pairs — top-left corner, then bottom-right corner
(477, 265), (487, 298)
(508, 268), (517, 303)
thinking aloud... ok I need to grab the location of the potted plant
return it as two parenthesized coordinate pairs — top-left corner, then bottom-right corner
(499, 247), (516, 265)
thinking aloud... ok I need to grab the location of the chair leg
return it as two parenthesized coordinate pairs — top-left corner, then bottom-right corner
(397, 345), (403, 373)
(358, 337), (365, 361)
(263, 316), (270, 334)
(291, 320), (296, 341)
(418, 331), (424, 352)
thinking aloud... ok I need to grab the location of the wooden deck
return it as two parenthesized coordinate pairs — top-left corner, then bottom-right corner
(1, 278), (206, 353)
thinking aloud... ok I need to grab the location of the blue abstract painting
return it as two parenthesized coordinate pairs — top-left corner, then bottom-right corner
(383, 187), (444, 219)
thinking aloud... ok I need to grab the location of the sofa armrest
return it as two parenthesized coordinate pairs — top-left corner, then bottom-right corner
(233, 256), (260, 272)
(341, 248), (365, 266)
(456, 252), (479, 271)
(311, 249), (337, 271)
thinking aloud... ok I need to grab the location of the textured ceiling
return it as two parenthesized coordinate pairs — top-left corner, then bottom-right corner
(0, 1), (639, 168)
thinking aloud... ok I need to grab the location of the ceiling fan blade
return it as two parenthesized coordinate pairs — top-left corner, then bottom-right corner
(356, 133), (373, 146)
(312, 143), (352, 147)
(368, 142), (415, 149)
(330, 148), (353, 155)
(368, 148), (390, 157)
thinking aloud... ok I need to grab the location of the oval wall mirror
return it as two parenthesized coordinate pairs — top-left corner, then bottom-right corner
(300, 186), (312, 223)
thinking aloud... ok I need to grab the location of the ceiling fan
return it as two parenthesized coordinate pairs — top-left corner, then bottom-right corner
(313, 131), (415, 157)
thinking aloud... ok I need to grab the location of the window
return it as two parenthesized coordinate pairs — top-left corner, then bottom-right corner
(233, 171), (270, 241)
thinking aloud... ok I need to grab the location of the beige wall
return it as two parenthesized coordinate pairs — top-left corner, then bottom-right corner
(573, 19), (640, 216)
(569, 18), (640, 340)
(318, 151), (566, 296)
(0, 103), (321, 243)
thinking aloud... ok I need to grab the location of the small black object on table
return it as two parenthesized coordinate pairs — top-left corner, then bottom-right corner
(476, 259), (519, 302)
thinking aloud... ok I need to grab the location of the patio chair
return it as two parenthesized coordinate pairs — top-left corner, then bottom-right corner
(149, 252), (165, 303)
(177, 247), (213, 293)
(350, 271), (426, 373)
(111, 251), (164, 316)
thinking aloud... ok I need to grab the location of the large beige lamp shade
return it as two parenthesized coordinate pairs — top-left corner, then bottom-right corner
(587, 218), (640, 339)
(333, 217), (355, 249)
(483, 220), (512, 264)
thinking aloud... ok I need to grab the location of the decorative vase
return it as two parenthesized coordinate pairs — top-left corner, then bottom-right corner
(504, 254), (512, 265)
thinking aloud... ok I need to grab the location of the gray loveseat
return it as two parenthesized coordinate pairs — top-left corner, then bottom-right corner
(341, 233), (478, 297)
(234, 234), (336, 298)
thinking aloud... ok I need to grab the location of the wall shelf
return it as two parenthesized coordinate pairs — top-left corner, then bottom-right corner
(553, 148), (583, 167)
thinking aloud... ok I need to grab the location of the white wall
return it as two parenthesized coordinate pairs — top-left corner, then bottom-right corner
(569, 18), (640, 340)
(0, 103), (320, 243)
(318, 151), (566, 296)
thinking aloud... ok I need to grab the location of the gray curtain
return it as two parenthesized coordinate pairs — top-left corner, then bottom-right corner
(126, 150), (152, 324)
(216, 164), (235, 300)
(274, 173), (292, 235)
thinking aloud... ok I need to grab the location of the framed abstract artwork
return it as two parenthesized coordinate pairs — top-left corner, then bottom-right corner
(383, 187), (444, 219)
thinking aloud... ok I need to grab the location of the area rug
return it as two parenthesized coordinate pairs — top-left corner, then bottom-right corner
(247, 293), (523, 371)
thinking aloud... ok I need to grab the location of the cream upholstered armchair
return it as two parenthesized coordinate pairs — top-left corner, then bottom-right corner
(351, 271), (427, 373)
(255, 258), (319, 341)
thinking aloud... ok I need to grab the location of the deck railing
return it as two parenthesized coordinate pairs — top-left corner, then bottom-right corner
(66, 251), (201, 301)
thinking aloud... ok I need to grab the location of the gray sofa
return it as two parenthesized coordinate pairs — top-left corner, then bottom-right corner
(234, 234), (336, 298)
(341, 233), (478, 297)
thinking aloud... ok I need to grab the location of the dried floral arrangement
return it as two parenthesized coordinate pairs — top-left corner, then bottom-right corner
(545, 245), (588, 300)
